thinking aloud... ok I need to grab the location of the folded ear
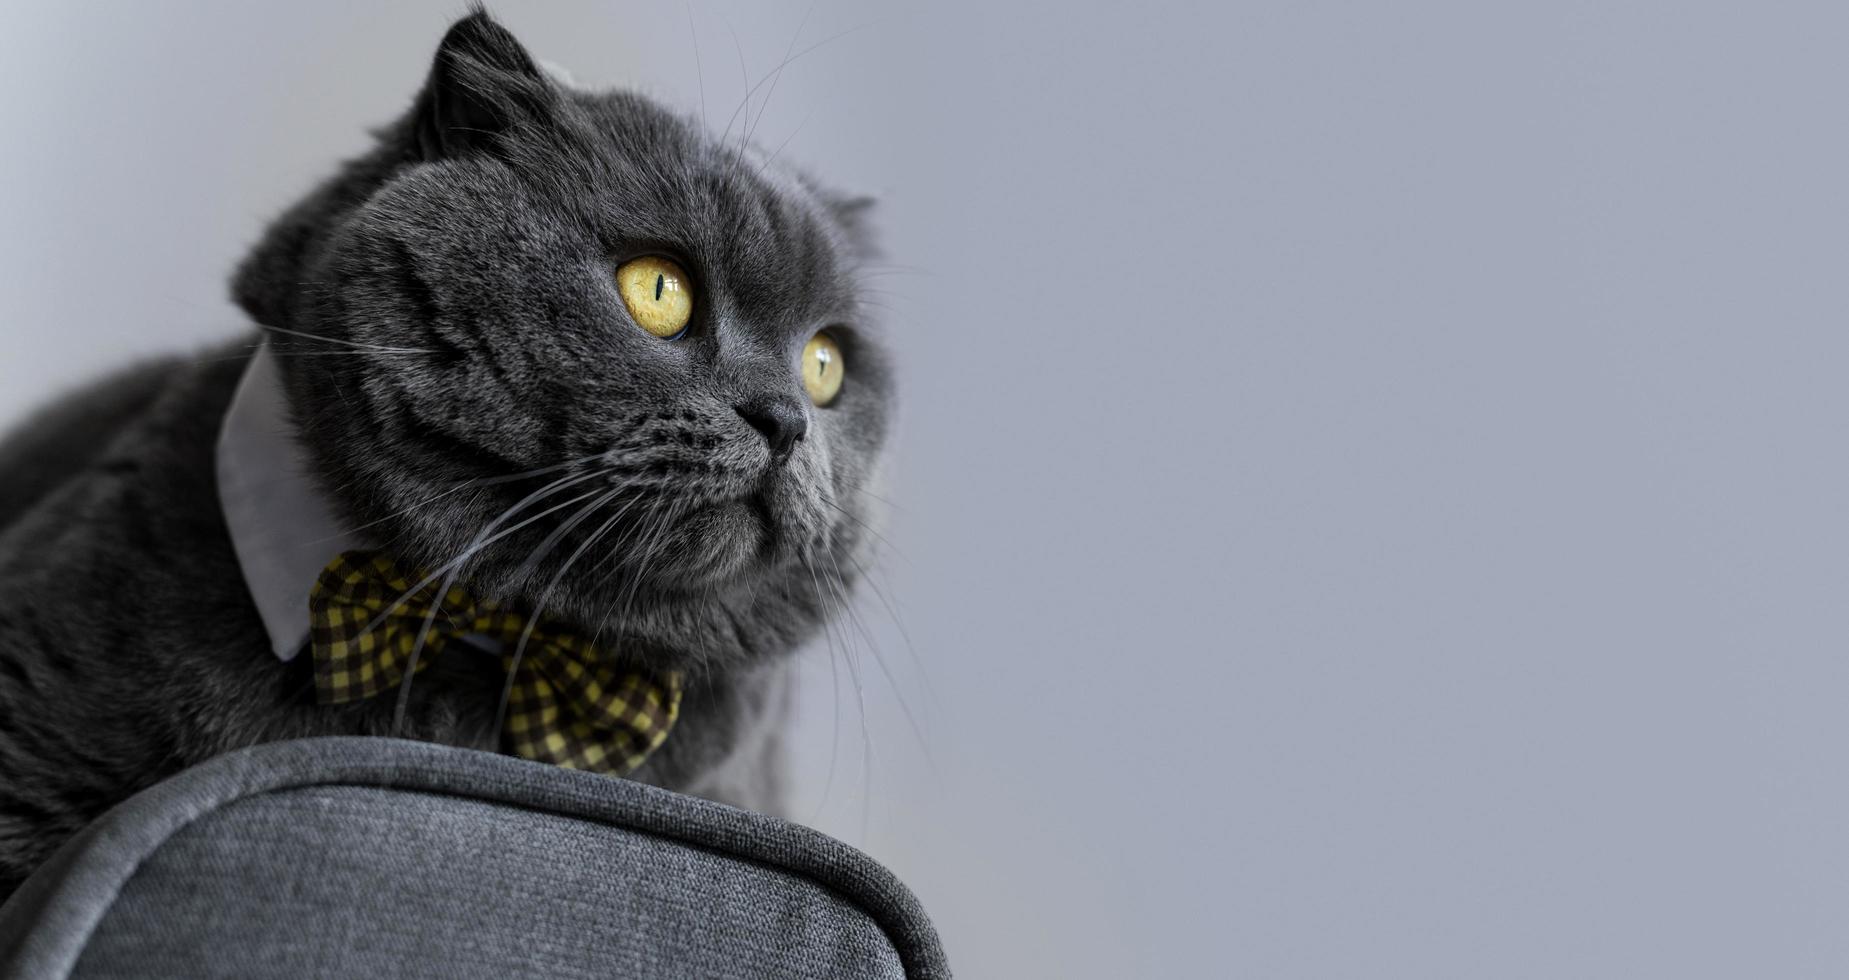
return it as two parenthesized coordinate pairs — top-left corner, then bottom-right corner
(830, 194), (881, 260)
(413, 9), (559, 160)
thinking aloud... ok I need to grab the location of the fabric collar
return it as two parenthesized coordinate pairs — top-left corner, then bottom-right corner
(217, 341), (365, 661)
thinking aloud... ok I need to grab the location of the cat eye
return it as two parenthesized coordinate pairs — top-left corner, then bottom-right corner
(615, 256), (693, 338)
(801, 331), (845, 406)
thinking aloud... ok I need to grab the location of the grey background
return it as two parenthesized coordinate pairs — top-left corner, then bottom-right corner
(3, 1), (1846, 976)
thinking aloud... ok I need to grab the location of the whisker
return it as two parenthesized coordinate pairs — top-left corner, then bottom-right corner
(715, 22), (872, 176)
(717, 13), (751, 157)
(844, 482), (906, 513)
(684, 0), (706, 130)
(613, 497), (690, 634)
(257, 323), (436, 354)
(802, 552), (847, 827)
(361, 471), (608, 644)
(823, 546), (939, 779)
(385, 477), (610, 732)
(842, 546), (939, 712)
(508, 485), (625, 587)
(582, 492), (662, 650)
(265, 349), (433, 357)
(803, 548), (874, 842)
(821, 494), (909, 566)
(306, 450), (612, 547)
(495, 492), (633, 734)
(853, 262), (935, 278)
(743, 0), (817, 151)
(759, 106), (816, 174)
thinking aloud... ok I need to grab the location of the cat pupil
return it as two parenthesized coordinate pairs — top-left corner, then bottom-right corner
(654, 274), (664, 301)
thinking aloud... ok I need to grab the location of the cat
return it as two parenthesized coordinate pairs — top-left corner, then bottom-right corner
(0, 9), (890, 899)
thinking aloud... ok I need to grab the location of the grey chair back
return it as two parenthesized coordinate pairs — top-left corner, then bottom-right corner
(0, 737), (949, 979)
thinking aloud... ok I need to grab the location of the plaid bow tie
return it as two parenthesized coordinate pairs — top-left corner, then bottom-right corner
(307, 550), (680, 776)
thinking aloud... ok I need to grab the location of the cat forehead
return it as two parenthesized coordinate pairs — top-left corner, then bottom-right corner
(543, 92), (852, 292)
(578, 97), (829, 220)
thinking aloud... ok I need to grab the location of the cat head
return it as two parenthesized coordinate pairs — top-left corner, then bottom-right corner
(232, 11), (892, 671)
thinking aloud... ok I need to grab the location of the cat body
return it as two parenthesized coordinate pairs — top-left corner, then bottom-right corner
(0, 11), (887, 897)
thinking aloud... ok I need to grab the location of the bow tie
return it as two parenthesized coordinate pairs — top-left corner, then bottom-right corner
(306, 550), (680, 776)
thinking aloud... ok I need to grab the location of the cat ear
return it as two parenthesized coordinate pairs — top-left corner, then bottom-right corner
(830, 194), (881, 259)
(414, 9), (558, 160)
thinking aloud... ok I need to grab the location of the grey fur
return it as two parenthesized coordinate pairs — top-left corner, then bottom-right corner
(0, 11), (890, 898)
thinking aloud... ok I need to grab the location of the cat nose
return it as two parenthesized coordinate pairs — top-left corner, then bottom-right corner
(734, 396), (808, 462)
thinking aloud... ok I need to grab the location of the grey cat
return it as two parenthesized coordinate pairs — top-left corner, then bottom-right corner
(0, 10), (890, 898)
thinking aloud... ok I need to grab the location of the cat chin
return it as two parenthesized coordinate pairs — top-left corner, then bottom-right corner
(637, 491), (825, 594)
(662, 498), (769, 587)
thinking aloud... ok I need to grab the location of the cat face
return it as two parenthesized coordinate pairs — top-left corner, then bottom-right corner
(238, 14), (891, 667)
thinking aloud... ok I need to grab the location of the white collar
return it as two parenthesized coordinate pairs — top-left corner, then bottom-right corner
(217, 341), (365, 661)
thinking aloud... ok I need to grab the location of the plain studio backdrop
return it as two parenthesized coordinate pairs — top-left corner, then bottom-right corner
(4, 1), (1848, 976)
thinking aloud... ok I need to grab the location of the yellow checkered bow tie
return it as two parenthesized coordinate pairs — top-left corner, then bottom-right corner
(307, 550), (680, 776)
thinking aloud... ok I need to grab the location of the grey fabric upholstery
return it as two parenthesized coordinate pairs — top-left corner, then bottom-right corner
(0, 738), (949, 979)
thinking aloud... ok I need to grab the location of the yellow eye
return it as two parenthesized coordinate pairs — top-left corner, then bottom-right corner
(801, 331), (845, 406)
(615, 256), (693, 338)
